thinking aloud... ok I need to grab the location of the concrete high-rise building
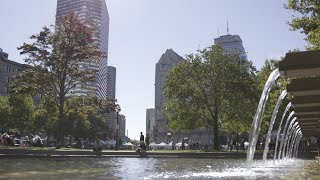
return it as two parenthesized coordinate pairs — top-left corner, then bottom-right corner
(119, 114), (126, 139)
(154, 49), (183, 142)
(56, 0), (110, 98)
(106, 66), (116, 99)
(146, 108), (155, 139)
(214, 34), (247, 60)
(105, 66), (116, 134)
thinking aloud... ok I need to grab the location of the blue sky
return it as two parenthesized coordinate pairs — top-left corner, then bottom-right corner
(0, 0), (307, 140)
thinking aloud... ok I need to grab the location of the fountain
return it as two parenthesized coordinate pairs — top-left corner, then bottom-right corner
(274, 102), (292, 159)
(246, 68), (310, 169)
(293, 131), (303, 157)
(293, 129), (302, 157)
(281, 118), (297, 159)
(263, 90), (287, 161)
(247, 69), (280, 167)
(288, 127), (300, 158)
(278, 114), (296, 159)
(285, 122), (298, 158)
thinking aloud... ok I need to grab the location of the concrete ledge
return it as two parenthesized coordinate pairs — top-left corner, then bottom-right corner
(0, 148), (269, 159)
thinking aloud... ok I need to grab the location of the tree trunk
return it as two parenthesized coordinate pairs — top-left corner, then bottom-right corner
(57, 71), (67, 148)
(56, 94), (65, 148)
(210, 106), (219, 150)
(56, 119), (60, 148)
(213, 115), (219, 150)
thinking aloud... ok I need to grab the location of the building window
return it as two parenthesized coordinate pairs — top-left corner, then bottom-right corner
(6, 65), (10, 72)
(160, 64), (167, 70)
(4, 76), (9, 83)
(3, 86), (8, 94)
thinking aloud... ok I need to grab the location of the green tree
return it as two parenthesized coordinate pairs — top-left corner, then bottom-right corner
(31, 95), (115, 144)
(8, 93), (36, 134)
(163, 45), (258, 150)
(64, 96), (112, 141)
(12, 13), (104, 146)
(32, 95), (58, 135)
(286, 0), (320, 49)
(0, 96), (11, 130)
(0, 94), (36, 134)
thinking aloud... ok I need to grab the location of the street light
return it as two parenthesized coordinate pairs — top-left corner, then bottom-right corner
(166, 132), (171, 144)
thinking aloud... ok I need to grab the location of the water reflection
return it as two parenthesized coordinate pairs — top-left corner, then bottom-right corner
(0, 157), (318, 179)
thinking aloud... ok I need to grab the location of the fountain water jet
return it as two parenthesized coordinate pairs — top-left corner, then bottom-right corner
(274, 102), (292, 160)
(278, 114), (296, 159)
(247, 69), (280, 168)
(285, 122), (298, 157)
(281, 118), (297, 159)
(293, 129), (302, 157)
(289, 127), (300, 158)
(293, 131), (302, 157)
(263, 90), (287, 161)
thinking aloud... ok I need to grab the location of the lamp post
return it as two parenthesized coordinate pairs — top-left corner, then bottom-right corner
(115, 104), (121, 150)
(166, 132), (171, 144)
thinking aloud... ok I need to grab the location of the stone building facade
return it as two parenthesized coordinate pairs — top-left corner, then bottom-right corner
(0, 48), (30, 96)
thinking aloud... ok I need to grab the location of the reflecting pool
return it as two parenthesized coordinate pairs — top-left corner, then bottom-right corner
(0, 157), (319, 179)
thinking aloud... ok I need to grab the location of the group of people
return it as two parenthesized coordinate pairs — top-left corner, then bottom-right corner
(139, 132), (150, 151)
(0, 132), (13, 146)
(0, 132), (44, 147)
(226, 137), (249, 151)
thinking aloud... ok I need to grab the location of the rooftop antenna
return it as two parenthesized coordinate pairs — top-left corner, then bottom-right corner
(217, 28), (220, 37)
(227, 17), (230, 35)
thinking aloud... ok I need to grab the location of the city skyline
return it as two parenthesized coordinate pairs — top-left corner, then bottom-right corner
(0, 0), (307, 140)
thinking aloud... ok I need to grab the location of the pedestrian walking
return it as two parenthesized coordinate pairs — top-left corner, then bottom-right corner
(140, 132), (144, 142)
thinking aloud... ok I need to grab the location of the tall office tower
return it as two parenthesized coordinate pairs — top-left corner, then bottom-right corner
(119, 114), (126, 138)
(154, 49), (184, 142)
(106, 66), (116, 99)
(146, 108), (155, 139)
(105, 66), (116, 133)
(56, 0), (110, 98)
(214, 34), (247, 60)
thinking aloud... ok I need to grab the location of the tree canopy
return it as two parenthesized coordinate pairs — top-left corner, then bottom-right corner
(163, 44), (259, 150)
(11, 13), (114, 146)
(286, 0), (320, 49)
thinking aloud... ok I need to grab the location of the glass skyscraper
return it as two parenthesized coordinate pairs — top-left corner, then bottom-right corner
(56, 0), (110, 98)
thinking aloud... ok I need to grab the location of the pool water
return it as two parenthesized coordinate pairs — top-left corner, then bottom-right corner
(0, 157), (319, 179)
